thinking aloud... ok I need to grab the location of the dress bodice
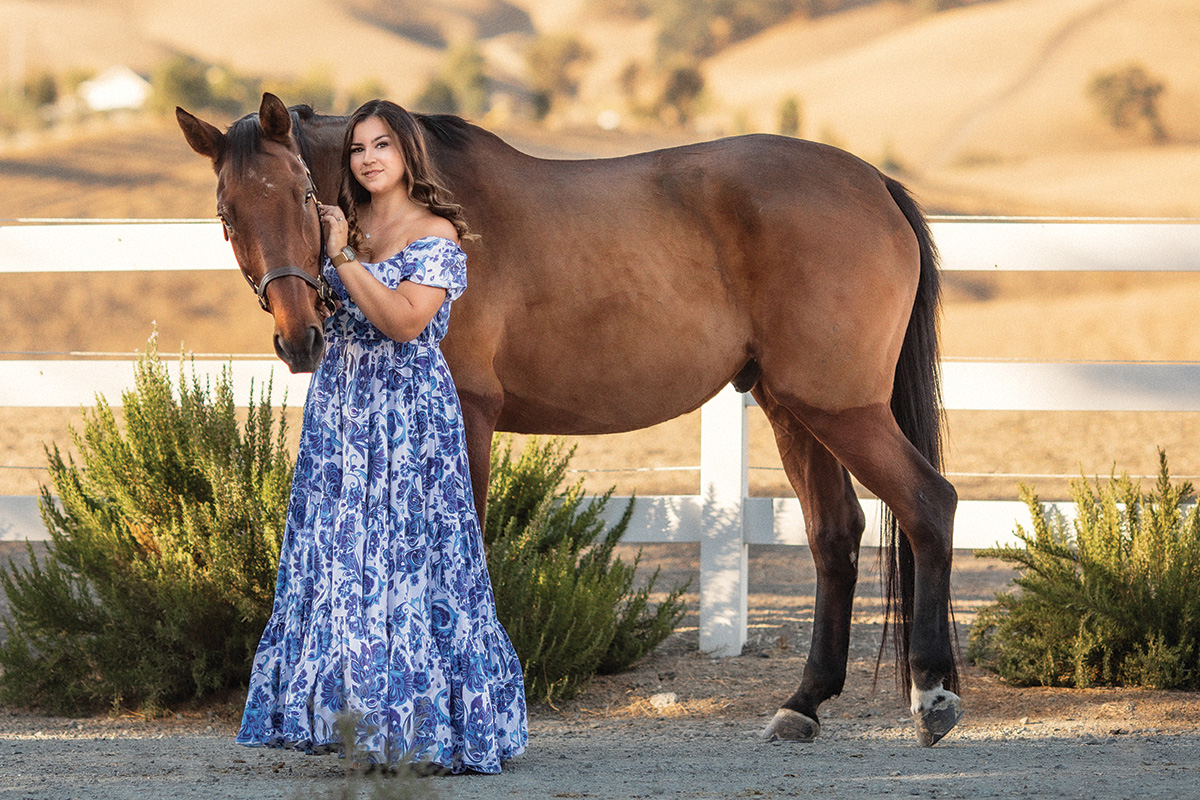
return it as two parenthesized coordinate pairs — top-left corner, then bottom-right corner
(322, 236), (467, 346)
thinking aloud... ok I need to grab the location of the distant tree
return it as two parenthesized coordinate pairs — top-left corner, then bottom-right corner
(777, 95), (802, 137)
(151, 55), (214, 113)
(25, 73), (57, 107)
(413, 77), (459, 115)
(525, 34), (593, 120)
(151, 56), (257, 116)
(651, 0), (835, 63)
(410, 40), (490, 118)
(265, 67), (336, 114)
(62, 68), (96, 95)
(204, 65), (260, 115)
(619, 60), (642, 102)
(445, 40), (490, 118)
(1088, 63), (1168, 143)
(343, 78), (387, 114)
(912, 0), (970, 11)
(658, 64), (704, 127)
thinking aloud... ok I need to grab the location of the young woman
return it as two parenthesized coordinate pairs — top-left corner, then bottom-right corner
(236, 99), (527, 775)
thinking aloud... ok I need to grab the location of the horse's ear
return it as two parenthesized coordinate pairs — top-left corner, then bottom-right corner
(176, 106), (226, 162)
(259, 93), (292, 142)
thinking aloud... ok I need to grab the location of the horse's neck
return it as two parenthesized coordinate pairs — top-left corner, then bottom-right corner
(425, 123), (531, 200)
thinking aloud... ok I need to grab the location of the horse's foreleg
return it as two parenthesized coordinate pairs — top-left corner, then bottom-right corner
(457, 387), (503, 526)
(756, 390), (866, 743)
(794, 401), (961, 747)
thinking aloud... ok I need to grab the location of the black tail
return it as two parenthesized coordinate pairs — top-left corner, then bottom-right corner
(879, 176), (959, 693)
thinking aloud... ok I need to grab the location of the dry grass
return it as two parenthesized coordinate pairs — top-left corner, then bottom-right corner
(4, 31), (1200, 503)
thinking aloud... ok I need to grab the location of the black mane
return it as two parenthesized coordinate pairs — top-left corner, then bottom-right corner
(415, 113), (474, 150)
(223, 104), (318, 172)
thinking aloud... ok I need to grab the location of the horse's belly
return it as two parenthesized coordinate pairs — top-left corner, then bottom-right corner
(494, 358), (741, 436)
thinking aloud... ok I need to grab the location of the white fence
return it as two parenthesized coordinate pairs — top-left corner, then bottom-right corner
(3, 218), (1200, 656)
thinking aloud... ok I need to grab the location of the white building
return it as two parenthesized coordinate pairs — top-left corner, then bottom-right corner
(78, 65), (151, 112)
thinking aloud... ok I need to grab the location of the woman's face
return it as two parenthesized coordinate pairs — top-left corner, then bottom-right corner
(349, 115), (406, 197)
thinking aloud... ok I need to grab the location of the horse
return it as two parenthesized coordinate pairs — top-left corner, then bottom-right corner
(177, 92), (963, 747)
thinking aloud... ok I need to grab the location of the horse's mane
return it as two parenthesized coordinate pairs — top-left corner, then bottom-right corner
(223, 104), (319, 172)
(415, 113), (475, 150)
(222, 104), (480, 175)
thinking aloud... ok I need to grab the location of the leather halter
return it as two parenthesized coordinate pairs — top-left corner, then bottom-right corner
(243, 153), (338, 315)
(249, 264), (337, 313)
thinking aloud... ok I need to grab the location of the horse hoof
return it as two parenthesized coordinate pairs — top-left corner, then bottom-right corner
(912, 690), (964, 747)
(762, 708), (820, 742)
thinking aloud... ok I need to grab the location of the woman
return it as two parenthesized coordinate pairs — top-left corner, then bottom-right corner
(236, 99), (528, 774)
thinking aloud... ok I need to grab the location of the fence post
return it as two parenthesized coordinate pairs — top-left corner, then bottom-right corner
(698, 385), (749, 657)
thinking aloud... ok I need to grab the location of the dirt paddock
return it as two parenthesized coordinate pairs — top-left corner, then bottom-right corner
(3, 542), (1199, 799)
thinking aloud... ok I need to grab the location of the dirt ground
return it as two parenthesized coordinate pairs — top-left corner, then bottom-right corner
(3, 542), (1200, 799)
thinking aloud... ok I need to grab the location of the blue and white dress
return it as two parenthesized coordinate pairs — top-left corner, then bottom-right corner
(237, 236), (528, 774)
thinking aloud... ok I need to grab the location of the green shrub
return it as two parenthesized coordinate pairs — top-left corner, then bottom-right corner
(0, 341), (688, 714)
(969, 451), (1200, 689)
(485, 437), (689, 702)
(0, 337), (292, 714)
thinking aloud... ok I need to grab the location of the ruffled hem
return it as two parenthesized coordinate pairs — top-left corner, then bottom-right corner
(238, 621), (528, 774)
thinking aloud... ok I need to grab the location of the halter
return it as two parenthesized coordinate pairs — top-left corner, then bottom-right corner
(243, 153), (338, 314)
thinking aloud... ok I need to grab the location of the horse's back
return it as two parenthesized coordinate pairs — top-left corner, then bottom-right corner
(445, 131), (923, 432)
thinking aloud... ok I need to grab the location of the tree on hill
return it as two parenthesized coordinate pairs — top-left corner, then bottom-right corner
(1088, 63), (1168, 144)
(525, 34), (593, 120)
(657, 64), (705, 126)
(777, 95), (802, 137)
(412, 40), (491, 118)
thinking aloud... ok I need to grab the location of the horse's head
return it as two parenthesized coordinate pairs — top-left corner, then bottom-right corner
(176, 93), (332, 373)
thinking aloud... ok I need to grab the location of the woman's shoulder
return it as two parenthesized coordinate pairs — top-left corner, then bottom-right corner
(407, 216), (460, 250)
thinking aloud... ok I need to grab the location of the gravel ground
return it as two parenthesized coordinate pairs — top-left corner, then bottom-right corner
(4, 705), (1200, 800)
(3, 544), (1199, 799)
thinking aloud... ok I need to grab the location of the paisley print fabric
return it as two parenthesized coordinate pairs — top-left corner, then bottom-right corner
(237, 236), (528, 774)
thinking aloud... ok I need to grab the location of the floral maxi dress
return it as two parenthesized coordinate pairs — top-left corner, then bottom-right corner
(237, 236), (528, 774)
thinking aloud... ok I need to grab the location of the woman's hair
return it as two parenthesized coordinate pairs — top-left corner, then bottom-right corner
(338, 99), (473, 258)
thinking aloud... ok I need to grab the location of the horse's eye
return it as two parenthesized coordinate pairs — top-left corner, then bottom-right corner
(304, 190), (315, 208)
(217, 214), (232, 241)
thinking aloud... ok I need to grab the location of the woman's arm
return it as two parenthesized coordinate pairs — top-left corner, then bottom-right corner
(336, 264), (446, 343)
(319, 203), (455, 343)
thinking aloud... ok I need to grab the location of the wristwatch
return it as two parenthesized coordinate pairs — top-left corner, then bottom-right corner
(330, 245), (357, 267)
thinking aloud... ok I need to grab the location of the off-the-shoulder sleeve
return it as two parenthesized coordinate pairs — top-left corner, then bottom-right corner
(406, 237), (467, 302)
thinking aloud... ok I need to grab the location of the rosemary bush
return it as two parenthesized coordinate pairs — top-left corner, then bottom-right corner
(484, 437), (689, 703)
(0, 341), (688, 714)
(969, 452), (1200, 689)
(0, 338), (292, 714)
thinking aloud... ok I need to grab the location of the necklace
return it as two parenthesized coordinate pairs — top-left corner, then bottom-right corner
(361, 213), (398, 241)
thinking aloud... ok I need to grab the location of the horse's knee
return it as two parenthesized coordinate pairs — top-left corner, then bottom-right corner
(808, 525), (861, 584)
(807, 491), (866, 582)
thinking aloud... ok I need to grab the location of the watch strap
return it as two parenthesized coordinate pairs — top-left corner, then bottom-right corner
(331, 246), (357, 267)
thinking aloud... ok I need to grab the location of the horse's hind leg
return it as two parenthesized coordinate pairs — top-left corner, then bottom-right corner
(789, 398), (962, 746)
(756, 390), (866, 743)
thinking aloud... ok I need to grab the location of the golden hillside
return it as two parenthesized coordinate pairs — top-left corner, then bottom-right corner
(3, 0), (1197, 216)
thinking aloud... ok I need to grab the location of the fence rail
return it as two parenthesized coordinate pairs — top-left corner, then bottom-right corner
(3, 217), (1199, 655)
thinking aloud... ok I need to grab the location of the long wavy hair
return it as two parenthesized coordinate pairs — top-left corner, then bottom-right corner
(338, 99), (472, 259)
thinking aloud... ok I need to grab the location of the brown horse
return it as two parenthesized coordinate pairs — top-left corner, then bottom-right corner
(177, 93), (963, 747)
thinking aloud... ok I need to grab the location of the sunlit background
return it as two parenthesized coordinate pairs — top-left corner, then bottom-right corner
(3, 0), (1200, 501)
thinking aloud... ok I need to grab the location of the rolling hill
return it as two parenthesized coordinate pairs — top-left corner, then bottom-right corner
(1, 0), (1197, 216)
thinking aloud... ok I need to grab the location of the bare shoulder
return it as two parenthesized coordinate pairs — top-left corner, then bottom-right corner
(414, 215), (460, 246)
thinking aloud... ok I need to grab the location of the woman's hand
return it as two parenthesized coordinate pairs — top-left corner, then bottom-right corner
(318, 204), (349, 254)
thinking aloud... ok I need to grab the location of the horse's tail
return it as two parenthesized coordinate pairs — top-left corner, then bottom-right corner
(879, 175), (958, 693)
